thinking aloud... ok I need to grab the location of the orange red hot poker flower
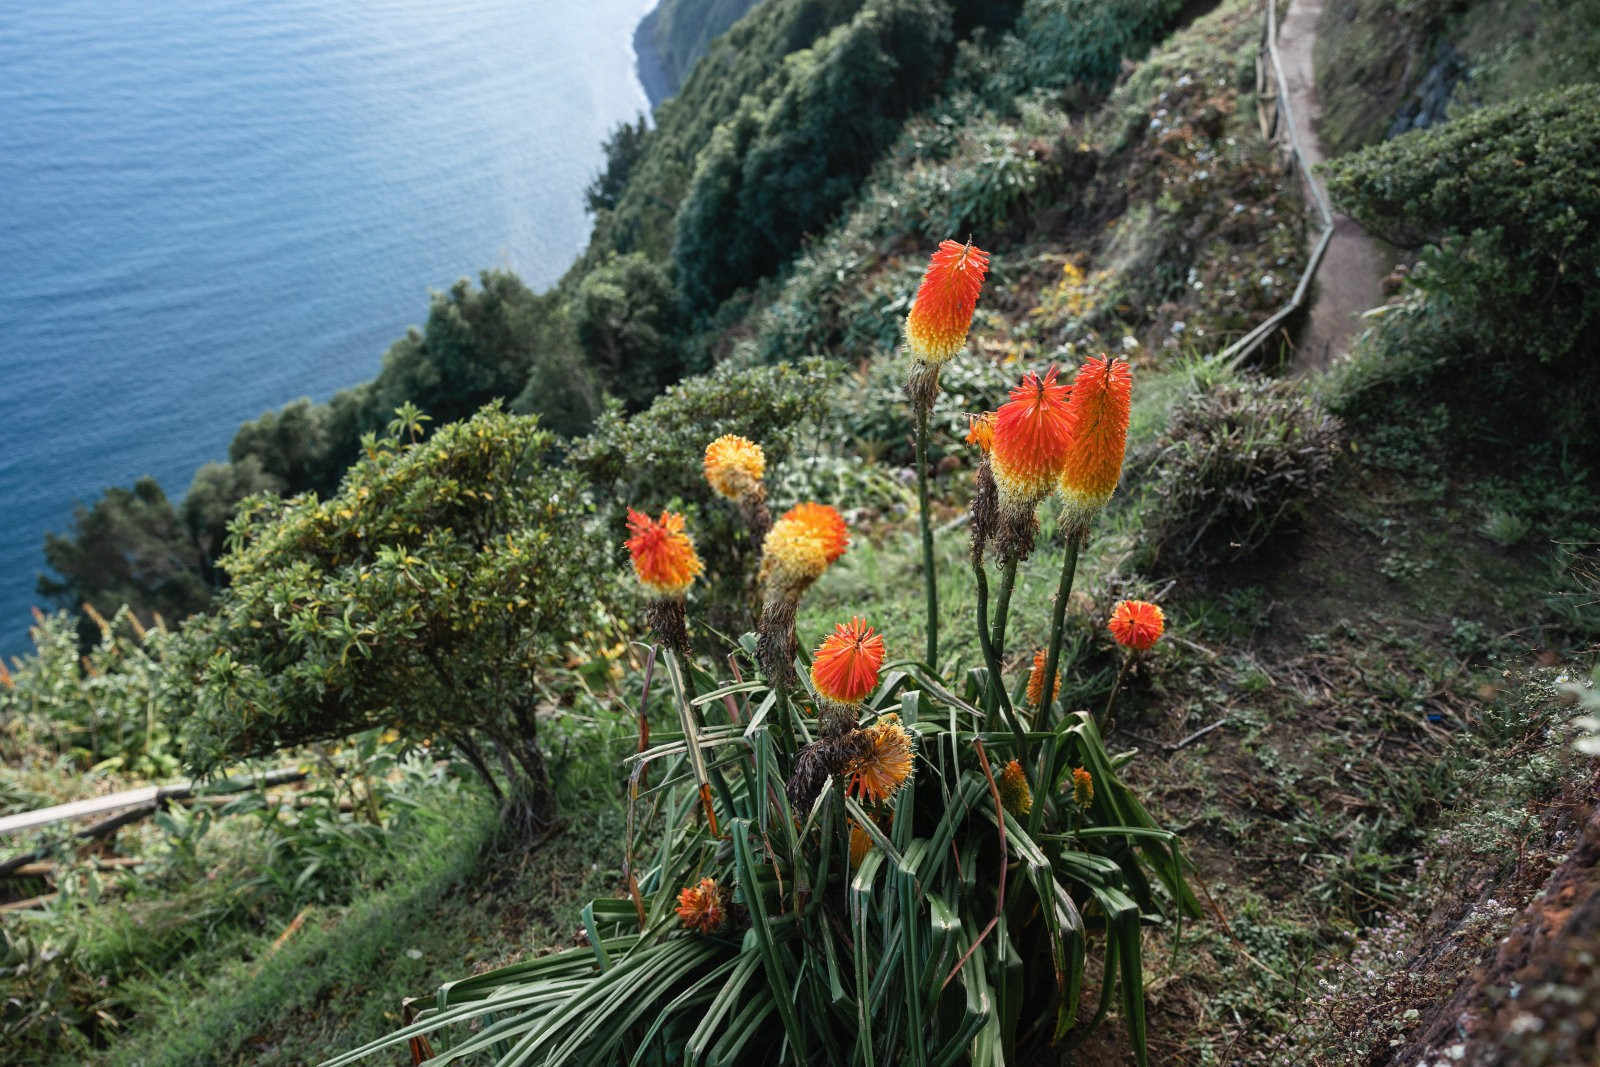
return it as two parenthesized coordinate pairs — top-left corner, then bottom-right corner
(760, 502), (849, 593)
(1108, 599), (1165, 651)
(811, 617), (885, 705)
(849, 714), (914, 805)
(990, 366), (1075, 511)
(1025, 648), (1061, 707)
(675, 877), (726, 934)
(905, 240), (990, 365)
(625, 509), (703, 598)
(1059, 356), (1132, 526)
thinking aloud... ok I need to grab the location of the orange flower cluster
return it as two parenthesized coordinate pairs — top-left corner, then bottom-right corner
(760, 502), (849, 595)
(965, 411), (995, 453)
(703, 434), (765, 503)
(904, 240), (990, 366)
(991, 367), (1074, 516)
(1071, 766), (1094, 809)
(625, 509), (703, 598)
(849, 714), (914, 805)
(675, 877), (726, 934)
(1108, 599), (1164, 651)
(811, 617), (885, 705)
(1059, 356), (1132, 528)
(998, 758), (1033, 817)
(1025, 649), (1060, 707)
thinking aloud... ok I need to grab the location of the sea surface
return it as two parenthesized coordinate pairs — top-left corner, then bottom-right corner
(0, 0), (653, 655)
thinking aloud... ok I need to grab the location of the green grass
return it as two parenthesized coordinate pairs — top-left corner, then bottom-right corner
(98, 805), (627, 1067)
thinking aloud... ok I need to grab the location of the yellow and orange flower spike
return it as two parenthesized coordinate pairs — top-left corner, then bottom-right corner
(811, 617), (886, 705)
(998, 758), (1033, 817)
(704, 434), (765, 502)
(760, 502), (849, 593)
(990, 366), (1075, 513)
(905, 240), (990, 366)
(849, 714), (914, 805)
(1071, 766), (1094, 809)
(675, 877), (726, 934)
(1108, 599), (1165, 651)
(1058, 356), (1132, 529)
(625, 509), (703, 598)
(1025, 648), (1061, 707)
(965, 411), (996, 454)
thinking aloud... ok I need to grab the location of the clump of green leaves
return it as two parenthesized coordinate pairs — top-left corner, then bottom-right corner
(1139, 375), (1342, 570)
(165, 405), (604, 826)
(1, 608), (177, 779)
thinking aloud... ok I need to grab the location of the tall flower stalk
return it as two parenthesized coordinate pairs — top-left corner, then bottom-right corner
(903, 239), (989, 668)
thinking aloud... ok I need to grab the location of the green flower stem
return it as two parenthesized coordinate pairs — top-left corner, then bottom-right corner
(1038, 529), (1084, 732)
(1100, 652), (1133, 730)
(989, 554), (1019, 666)
(1029, 529), (1084, 835)
(915, 403), (939, 669)
(972, 553), (1032, 779)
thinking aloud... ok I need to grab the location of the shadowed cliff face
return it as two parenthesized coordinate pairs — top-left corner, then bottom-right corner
(633, 0), (763, 106)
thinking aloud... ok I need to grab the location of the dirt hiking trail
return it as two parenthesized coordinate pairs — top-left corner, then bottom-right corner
(1276, 0), (1390, 373)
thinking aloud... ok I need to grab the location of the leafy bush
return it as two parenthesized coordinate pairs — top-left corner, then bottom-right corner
(570, 253), (688, 410)
(1324, 85), (1600, 462)
(0, 608), (177, 779)
(164, 406), (604, 826)
(1139, 376), (1342, 569)
(38, 479), (212, 644)
(1323, 83), (1600, 358)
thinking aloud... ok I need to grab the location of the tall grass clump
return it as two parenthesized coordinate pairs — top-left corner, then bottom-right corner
(329, 240), (1201, 1067)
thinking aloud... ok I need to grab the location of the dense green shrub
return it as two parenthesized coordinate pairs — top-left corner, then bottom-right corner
(1323, 83), (1600, 355)
(570, 358), (838, 513)
(164, 406), (604, 825)
(1325, 85), (1600, 460)
(1139, 376), (1342, 569)
(571, 253), (690, 411)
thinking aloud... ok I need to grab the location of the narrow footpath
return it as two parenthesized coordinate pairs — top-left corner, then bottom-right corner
(1276, 0), (1390, 372)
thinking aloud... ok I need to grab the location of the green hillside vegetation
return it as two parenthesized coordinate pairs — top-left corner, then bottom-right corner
(6, 0), (1600, 1062)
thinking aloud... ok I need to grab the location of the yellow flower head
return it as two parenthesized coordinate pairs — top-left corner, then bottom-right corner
(849, 713), (914, 806)
(625, 509), (703, 598)
(848, 819), (874, 870)
(760, 502), (849, 595)
(704, 434), (765, 502)
(1071, 766), (1094, 809)
(965, 411), (996, 454)
(998, 758), (1033, 817)
(1025, 649), (1060, 708)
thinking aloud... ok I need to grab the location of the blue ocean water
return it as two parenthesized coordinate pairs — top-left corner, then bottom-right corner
(0, 0), (653, 655)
